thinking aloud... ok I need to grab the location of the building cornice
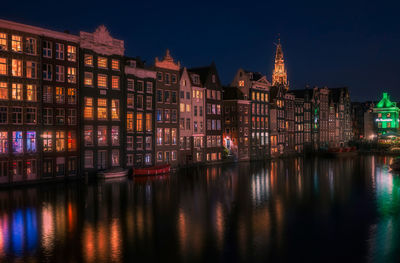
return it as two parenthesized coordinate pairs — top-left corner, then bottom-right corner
(0, 19), (79, 42)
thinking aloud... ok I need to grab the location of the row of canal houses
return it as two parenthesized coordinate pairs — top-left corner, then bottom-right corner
(0, 19), (353, 185)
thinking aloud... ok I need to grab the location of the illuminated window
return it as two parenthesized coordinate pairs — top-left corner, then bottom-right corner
(11, 35), (22, 52)
(0, 82), (8, 100)
(180, 103), (185, 112)
(67, 67), (76, 83)
(26, 61), (37, 79)
(0, 132), (8, 153)
(0, 58), (7, 75)
(43, 108), (53, 125)
(111, 59), (119, 70)
(43, 64), (52, 80)
(171, 128), (177, 145)
(12, 131), (23, 153)
(98, 74), (107, 88)
(164, 128), (170, 144)
(146, 113), (152, 131)
(43, 86), (53, 103)
(67, 45), (76, 62)
(136, 112), (143, 132)
(67, 88), (76, 104)
(12, 59), (22, 77)
(56, 65), (65, 82)
(25, 38), (37, 55)
(56, 131), (65, 151)
(42, 40), (52, 57)
(26, 159), (37, 177)
(98, 57), (108, 68)
(112, 150), (119, 166)
(67, 131), (76, 151)
(25, 107), (37, 124)
(112, 76), (120, 89)
(239, 80), (244, 87)
(127, 94), (134, 108)
(127, 112), (133, 132)
(26, 131), (36, 152)
(26, 85), (37, 101)
(97, 98), (108, 120)
(84, 54), (93, 66)
(55, 43), (64, 60)
(0, 33), (7, 51)
(84, 126), (93, 146)
(97, 126), (107, 146)
(157, 128), (163, 145)
(55, 87), (65, 104)
(111, 99), (119, 120)
(111, 126), (119, 146)
(186, 104), (191, 112)
(84, 97), (93, 120)
(84, 72), (93, 86)
(43, 131), (52, 151)
(12, 84), (22, 101)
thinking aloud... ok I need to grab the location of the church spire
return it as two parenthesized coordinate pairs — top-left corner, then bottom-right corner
(272, 38), (288, 88)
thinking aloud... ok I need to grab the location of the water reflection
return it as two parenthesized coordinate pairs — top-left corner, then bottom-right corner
(0, 156), (399, 262)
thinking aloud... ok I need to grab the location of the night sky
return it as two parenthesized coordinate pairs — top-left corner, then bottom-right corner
(1, 0), (399, 101)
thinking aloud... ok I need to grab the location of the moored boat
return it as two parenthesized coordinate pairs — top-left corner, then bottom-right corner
(97, 168), (128, 179)
(133, 164), (171, 176)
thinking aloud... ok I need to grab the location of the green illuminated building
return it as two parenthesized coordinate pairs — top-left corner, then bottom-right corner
(373, 92), (400, 138)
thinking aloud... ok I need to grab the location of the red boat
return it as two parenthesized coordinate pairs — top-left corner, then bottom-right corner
(133, 164), (171, 176)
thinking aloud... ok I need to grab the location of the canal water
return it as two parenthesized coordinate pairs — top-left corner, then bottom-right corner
(0, 155), (399, 262)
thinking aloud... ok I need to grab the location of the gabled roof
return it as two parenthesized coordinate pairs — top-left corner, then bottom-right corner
(189, 62), (219, 86)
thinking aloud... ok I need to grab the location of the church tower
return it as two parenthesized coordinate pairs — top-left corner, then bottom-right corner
(272, 39), (288, 88)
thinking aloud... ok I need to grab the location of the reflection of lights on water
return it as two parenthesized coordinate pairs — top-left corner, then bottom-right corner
(110, 219), (121, 262)
(68, 203), (75, 233)
(42, 204), (54, 254)
(0, 214), (9, 257)
(12, 210), (24, 256)
(26, 208), (38, 252)
(215, 203), (224, 250)
(178, 209), (187, 254)
(83, 224), (95, 263)
(251, 171), (270, 205)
